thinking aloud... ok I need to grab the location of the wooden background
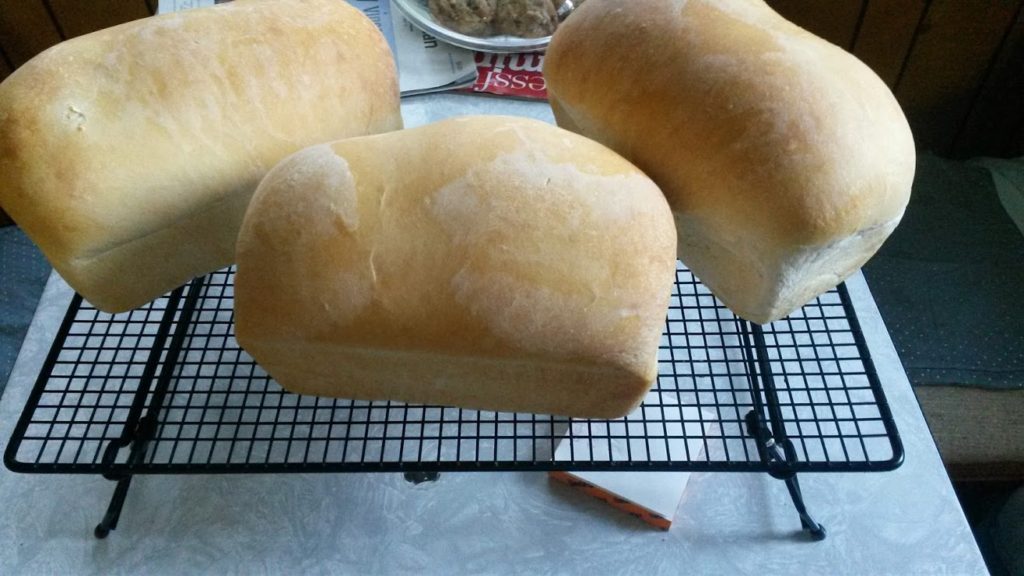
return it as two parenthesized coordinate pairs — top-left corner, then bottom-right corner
(0, 0), (1019, 156)
(0, 0), (1022, 225)
(1, 0), (1021, 157)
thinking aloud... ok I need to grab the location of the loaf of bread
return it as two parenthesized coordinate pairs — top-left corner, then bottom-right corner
(234, 116), (677, 419)
(0, 0), (401, 313)
(544, 0), (915, 324)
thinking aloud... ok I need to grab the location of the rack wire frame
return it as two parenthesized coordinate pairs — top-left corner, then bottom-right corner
(4, 264), (903, 477)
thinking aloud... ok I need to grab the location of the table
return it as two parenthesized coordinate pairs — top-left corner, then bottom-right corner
(0, 95), (987, 575)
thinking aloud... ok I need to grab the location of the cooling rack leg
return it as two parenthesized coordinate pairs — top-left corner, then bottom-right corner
(94, 475), (133, 539)
(90, 280), (204, 539)
(745, 410), (827, 541)
(782, 474), (827, 541)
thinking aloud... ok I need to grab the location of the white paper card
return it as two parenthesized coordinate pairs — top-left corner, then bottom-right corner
(554, 405), (712, 521)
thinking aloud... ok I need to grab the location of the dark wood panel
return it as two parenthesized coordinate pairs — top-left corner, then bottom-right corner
(146, 0), (158, 16)
(853, 0), (928, 87)
(0, 0), (63, 66)
(1, 41), (12, 225)
(954, 3), (1024, 158)
(47, 0), (150, 39)
(0, 49), (12, 80)
(768, 0), (866, 50)
(896, 0), (1021, 154)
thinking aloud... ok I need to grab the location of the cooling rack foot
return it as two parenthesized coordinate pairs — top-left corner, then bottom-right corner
(805, 521), (827, 541)
(404, 471), (440, 484)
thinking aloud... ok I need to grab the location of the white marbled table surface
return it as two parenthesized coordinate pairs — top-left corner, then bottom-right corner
(0, 96), (987, 575)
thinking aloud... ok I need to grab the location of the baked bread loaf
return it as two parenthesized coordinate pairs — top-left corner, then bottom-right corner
(544, 0), (915, 324)
(234, 116), (677, 419)
(0, 0), (401, 313)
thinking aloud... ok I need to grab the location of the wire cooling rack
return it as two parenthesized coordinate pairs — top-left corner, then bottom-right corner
(5, 263), (902, 476)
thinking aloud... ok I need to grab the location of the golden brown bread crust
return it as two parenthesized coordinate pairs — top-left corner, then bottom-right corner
(0, 0), (401, 312)
(544, 0), (916, 323)
(234, 116), (678, 418)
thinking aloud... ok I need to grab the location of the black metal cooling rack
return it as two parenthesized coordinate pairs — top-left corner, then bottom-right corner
(4, 263), (902, 540)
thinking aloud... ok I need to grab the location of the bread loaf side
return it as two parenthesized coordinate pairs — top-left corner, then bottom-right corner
(545, 0), (915, 323)
(234, 116), (677, 418)
(0, 0), (402, 312)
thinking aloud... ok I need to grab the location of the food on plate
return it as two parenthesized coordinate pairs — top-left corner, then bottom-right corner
(429, 0), (497, 36)
(494, 0), (558, 36)
(544, 0), (916, 324)
(429, 0), (573, 38)
(0, 0), (401, 312)
(234, 115), (677, 419)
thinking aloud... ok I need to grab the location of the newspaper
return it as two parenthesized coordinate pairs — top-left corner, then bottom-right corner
(157, 0), (477, 96)
(384, 3), (477, 96)
(471, 52), (548, 100)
